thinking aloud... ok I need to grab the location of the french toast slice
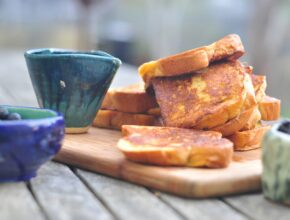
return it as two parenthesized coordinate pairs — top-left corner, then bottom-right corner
(93, 110), (159, 130)
(211, 106), (257, 136)
(227, 124), (271, 151)
(139, 34), (244, 87)
(258, 96), (281, 121)
(211, 79), (258, 136)
(251, 74), (267, 103)
(241, 106), (261, 130)
(121, 125), (222, 138)
(211, 74), (261, 135)
(146, 107), (161, 116)
(118, 126), (233, 168)
(152, 61), (253, 129)
(101, 83), (158, 113)
(194, 68), (257, 129)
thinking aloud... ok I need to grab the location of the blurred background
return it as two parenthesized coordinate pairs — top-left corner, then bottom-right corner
(0, 0), (289, 115)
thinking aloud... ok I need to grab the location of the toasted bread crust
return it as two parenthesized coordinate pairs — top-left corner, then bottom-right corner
(118, 126), (233, 168)
(101, 83), (158, 113)
(93, 110), (157, 130)
(121, 125), (222, 138)
(251, 74), (267, 103)
(241, 107), (261, 131)
(152, 61), (251, 128)
(211, 106), (256, 136)
(227, 124), (271, 151)
(210, 34), (245, 62)
(211, 84), (260, 136)
(259, 96), (281, 121)
(139, 34), (244, 87)
(146, 107), (161, 116)
(194, 70), (257, 129)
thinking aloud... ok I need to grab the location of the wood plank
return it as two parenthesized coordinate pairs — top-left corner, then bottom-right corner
(30, 162), (114, 220)
(0, 183), (45, 220)
(55, 127), (261, 198)
(224, 193), (290, 220)
(0, 87), (15, 104)
(77, 169), (184, 220)
(158, 193), (248, 220)
(0, 84), (38, 107)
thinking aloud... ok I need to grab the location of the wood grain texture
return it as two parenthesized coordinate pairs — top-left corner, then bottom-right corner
(0, 183), (45, 220)
(158, 193), (248, 220)
(30, 162), (114, 220)
(224, 193), (290, 220)
(1, 51), (281, 220)
(77, 169), (184, 220)
(55, 127), (262, 198)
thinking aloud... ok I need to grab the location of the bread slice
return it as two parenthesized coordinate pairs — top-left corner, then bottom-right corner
(227, 124), (271, 151)
(152, 61), (254, 129)
(146, 107), (161, 116)
(210, 73), (261, 136)
(211, 106), (257, 136)
(251, 74), (267, 103)
(121, 124), (222, 138)
(118, 126), (233, 168)
(258, 96), (281, 121)
(93, 110), (158, 130)
(139, 34), (244, 87)
(241, 106), (261, 130)
(210, 77), (258, 136)
(101, 83), (158, 113)
(195, 69), (257, 130)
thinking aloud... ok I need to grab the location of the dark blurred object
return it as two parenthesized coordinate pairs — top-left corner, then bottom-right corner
(99, 21), (134, 64)
(79, 0), (94, 8)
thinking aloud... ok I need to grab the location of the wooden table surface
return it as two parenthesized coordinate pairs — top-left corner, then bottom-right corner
(0, 51), (289, 220)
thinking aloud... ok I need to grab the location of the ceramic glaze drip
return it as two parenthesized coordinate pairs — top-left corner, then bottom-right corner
(25, 49), (121, 133)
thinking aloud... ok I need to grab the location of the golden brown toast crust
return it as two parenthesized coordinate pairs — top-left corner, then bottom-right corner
(139, 34), (245, 87)
(211, 106), (256, 136)
(194, 69), (257, 129)
(227, 124), (271, 151)
(251, 74), (267, 103)
(258, 95), (281, 121)
(210, 73), (260, 135)
(121, 125), (222, 138)
(101, 83), (158, 113)
(241, 107), (261, 131)
(118, 126), (233, 168)
(146, 107), (161, 116)
(93, 110), (157, 130)
(152, 61), (251, 128)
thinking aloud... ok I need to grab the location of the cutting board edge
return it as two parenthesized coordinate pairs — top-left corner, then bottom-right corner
(54, 154), (263, 198)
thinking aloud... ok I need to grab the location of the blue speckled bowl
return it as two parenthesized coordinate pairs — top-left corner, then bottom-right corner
(0, 106), (65, 182)
(24, 48), (121, 133)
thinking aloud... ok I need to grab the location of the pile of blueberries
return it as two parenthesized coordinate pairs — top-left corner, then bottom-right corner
(278, 120), (290, 134)
(0, 107), (21, 120)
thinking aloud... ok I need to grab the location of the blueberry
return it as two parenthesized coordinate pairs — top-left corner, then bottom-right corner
(0, 107), (9, 120)
(7, 113), (22, 120)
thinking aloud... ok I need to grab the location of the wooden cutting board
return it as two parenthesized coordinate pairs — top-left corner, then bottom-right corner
(54, 127), (262, 198)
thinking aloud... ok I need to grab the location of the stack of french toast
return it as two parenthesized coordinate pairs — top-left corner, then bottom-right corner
(93, 34), (281, 168)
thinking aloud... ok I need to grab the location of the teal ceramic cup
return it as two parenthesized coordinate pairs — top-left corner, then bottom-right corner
(25, 48), (121, 133)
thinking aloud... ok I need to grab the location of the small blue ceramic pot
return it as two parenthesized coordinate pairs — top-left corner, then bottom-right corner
(0, 106), (64, 182)
(25, 48), (121, 133)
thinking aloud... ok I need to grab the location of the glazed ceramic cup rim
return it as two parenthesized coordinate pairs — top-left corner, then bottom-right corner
(0, 105), (63, 125)
(270, 120), (290, 140)
(24, 48), (122, 65)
